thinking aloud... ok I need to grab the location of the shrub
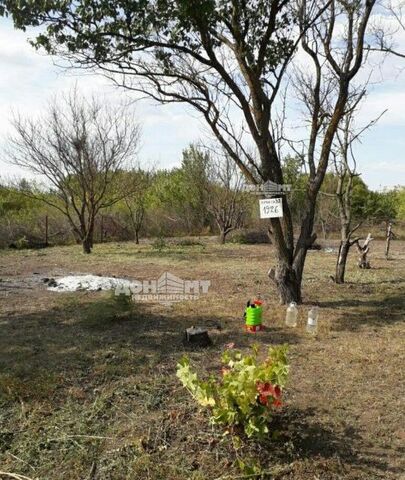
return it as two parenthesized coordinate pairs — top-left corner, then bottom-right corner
(13, 236), (29, 250)
(229, 229), (271, 244)
(176, 344), (289, 438)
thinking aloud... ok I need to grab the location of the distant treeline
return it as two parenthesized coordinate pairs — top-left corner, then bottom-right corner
(0, 150), (404, 249)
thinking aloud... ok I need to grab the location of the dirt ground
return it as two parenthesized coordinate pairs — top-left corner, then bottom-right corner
(0, 239), (404, 480)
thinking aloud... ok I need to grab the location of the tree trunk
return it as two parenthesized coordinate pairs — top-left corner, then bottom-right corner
(276, 263), (302, 304)
(269, 260), (302, 304)
(219, 230), (226, 244)
(82, 221), (94, 254)
(135, 230), (140, 245)
(266, 207), (311, 305)
(335, 240), (350, 284)
(82, 237), (92, 254)
(334, 220), (351, 284)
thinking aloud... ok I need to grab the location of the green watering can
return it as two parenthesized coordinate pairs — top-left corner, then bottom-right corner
(244, 299), (263, 331)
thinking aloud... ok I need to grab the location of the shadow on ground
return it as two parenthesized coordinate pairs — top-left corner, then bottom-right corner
(0, 294), (403, 478)
(0, 293), (301, 401)
(321, 294), (405, 330)
(259, 407), (404, 479)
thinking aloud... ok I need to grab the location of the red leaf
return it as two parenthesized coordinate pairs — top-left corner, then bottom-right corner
(258, 394), (268, 405)
(256, 382), (282, 401)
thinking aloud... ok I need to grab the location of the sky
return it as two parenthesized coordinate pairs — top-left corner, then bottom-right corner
(0, 17), (404, 191)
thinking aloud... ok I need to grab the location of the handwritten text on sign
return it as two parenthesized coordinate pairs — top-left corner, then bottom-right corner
(259, 198), (283, 218)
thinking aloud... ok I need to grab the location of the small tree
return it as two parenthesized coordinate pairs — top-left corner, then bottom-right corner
(206, 153), (248, 244)
(332, 115), (363, 283)
(6, 89), (140, 253)
(180, 145), (211, 233)
(122, 170), (152, 244)
(330, 94), (384, 282)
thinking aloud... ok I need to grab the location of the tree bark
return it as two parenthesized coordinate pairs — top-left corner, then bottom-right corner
(82, 220), (95, 254)
(269, 261), (302, 304)
(135, 230), (140, 245)
(276, 263), (302, 304)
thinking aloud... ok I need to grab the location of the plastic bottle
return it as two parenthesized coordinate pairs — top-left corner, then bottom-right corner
(306, 306), (319, 334)
(285, 302), (298, 327)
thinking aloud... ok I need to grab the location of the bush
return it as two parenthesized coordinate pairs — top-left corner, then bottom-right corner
(176, 344), (289, 438)
(229, 229), (271, 244)
(13, 236), (30, 250)
(151, 236), (167, 252)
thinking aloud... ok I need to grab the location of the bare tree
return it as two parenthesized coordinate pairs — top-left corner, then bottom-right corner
(206, 153), (248, 244)
(333, 116), (363, 283)
(295, 69), (383, 284)
(332, 97), (385, 282)
(6, 89), (140, 253)
(262, 0), (377, 299)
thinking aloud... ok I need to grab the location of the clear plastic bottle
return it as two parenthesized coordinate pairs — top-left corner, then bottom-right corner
(306, 306), (319, 335)
(285, 302), (298, 327)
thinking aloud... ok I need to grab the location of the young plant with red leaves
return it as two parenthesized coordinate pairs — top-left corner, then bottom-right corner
(177, 344), (289, 438)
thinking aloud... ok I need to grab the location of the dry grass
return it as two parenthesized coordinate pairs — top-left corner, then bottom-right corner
(0, 239), (404, 479)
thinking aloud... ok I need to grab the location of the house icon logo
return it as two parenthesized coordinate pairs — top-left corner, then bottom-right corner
(115, 271), (211, 304)
(157, 272), (185, 294)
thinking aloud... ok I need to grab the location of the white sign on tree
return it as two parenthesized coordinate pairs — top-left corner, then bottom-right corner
(259, 198), (283, 218)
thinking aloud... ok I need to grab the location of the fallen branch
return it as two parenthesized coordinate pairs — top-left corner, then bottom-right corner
(0, 472), (36, 480)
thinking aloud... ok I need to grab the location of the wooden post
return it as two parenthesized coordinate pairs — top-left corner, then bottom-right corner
(100, 215), (104, 243)
(45, 215), (49, 246)
(385, 222), (394, 260)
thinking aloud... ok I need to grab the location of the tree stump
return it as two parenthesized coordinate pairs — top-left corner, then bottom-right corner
(355, 233), (373, 269)
(183, 326), (212, 347)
